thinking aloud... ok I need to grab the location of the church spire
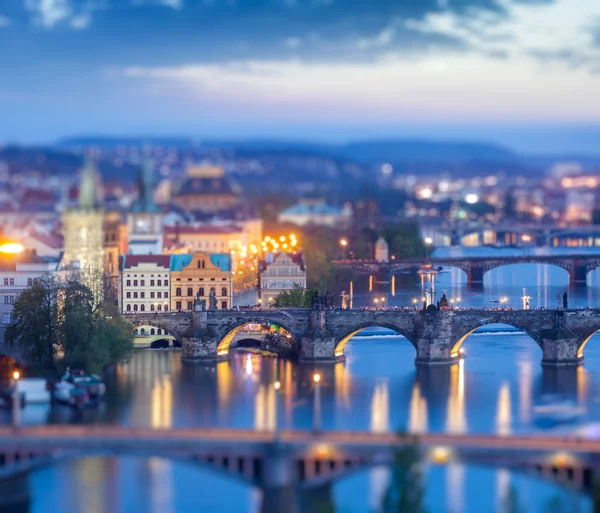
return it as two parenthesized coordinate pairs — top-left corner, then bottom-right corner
(78, 151), (101, 210)
(132, 152), (160, 213)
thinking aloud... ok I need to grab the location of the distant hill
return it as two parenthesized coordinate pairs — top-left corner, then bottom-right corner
(59, 136), (518, 164)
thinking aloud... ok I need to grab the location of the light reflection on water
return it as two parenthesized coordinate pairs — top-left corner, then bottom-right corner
(20, 261), (600, 512)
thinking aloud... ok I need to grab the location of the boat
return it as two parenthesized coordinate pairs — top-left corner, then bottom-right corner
(63, 369), (106, 399)
(416, 264), (441, 276)
(533, 395), (585, 426)
(53, 380), (90, 408)
(490, 298), (500, 303)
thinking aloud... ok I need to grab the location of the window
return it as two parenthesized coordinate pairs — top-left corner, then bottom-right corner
(140, 304), (145, 312)
(126, 304), (131, 312)
(133, 304), (138, 312)
(9, 278), (14, 286)
(126, 292), (131, 299)
(210, 287), (216, 296)
(157, 329), (162, 335)
(28, 278), (33, 286)
(133, 292), (138, 299)
(151, 328), (155, 335)
(150, 280), (155, 286)
(176, 301), (182, 310)
(157, 292), (162, 298)
(187, 287), (193, 296)
(3, 296), (8, 304)
(134, 280), (138, 286)
(151, 304), (155, 311)
(127, 280), (131, 287)
(157, 280), (162, 286)
(140, 292), (145, 299)
(221, 287), (228, 297)
(164, 292), (168, 298)
(187, 301), (192, 310)
(221, 301), (227, 310)
(197, 260), (205, 269)
(199, 287), (204, 296)
(3, 313), (10, 324)
(141, 280), (145, 286)
(164, 280), (168, 287)
(3, 278), (7, 286)
(6, 295), (14, 304)
(164, 305), (168, 312)
(150, 292), (155, 299)
(157, 304), (162, 312)
(176, 287), (181, 296)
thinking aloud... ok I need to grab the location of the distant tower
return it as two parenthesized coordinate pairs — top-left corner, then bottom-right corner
(374, 237), (389, 263)
(127, 155), (163, 255)
(62, 153), (105, 295)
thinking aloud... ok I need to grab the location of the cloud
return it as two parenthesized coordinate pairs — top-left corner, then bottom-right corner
(24, 0), (100, 29)
(405, 0), (600, 71)
(0, 16), (11, 27)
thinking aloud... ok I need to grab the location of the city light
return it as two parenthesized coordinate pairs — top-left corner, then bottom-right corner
(340, 239), (348, 247)
(313, 373), (321, 383)
(424, 237), (433, 245)
(12, 370), (20, 381)
(273, 381), (281, 391)
(464, 193), (479, 204)
(0, 242), (24, 254)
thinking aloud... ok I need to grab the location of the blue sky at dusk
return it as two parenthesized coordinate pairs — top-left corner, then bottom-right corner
(1, 0), (599, 153)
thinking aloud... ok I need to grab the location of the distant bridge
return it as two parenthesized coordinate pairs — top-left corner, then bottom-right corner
(333, 254), (600, 286)
(0, 426), (597, 512)
(124, 309), (600, 367)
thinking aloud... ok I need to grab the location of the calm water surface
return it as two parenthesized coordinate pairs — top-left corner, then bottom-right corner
(11, 260), (600, 513)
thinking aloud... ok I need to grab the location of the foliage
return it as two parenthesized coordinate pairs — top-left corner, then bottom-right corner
(6, 275), (59, 367)
(272, 284), (316, 308)
(7, 276), (133, 373)
(381, 440), (425, 513)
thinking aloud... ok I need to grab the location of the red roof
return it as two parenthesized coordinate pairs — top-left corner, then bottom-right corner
(122, 254), (171, 270)
(28, 232), (63, 249)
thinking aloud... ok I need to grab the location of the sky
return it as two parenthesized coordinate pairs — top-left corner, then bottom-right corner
(0, 0), (599, 153)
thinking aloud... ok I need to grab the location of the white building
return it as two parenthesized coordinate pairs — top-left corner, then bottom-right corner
(120, 254), (171, 314)
(278, 199), (352, 228)
(259, 251), (307, 301)
(0, 251), (58, 326)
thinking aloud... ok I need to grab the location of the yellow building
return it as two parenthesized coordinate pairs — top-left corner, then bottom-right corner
(170, 252), (232, 312)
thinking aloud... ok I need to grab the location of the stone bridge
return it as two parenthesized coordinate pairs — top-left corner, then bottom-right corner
(0, 426), (597, 512)
(334, 254), (600, 286)
(126, 308), (600, 366)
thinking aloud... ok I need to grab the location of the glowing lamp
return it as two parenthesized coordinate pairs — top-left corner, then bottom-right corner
(0, 243), (24, 254)
(313, 373), (321, 384)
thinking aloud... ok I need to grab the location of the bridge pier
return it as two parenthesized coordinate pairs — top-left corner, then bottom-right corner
(259, 445), (297, 513)
(299, 312), (342, 362)
(569, 265), (588, 288)
(181, 312), (228, 363)
(0, 473), (30, 513)
(415, 311), (455, 366)
(540, 325), (582, 367)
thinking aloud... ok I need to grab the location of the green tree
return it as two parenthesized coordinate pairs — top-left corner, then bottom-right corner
(273, 284), (315, 308)
(6, 275), (59, 367)
(382, 440), (425, 513)
(94, 304), (134, 364)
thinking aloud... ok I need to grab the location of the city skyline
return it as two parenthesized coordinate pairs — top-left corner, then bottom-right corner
(1, 0), (600, 152)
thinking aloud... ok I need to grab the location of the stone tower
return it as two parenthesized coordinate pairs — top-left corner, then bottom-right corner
(62, 154), (105, 296)
(374, 237), (389, 263)
(127, 155), (163, 255)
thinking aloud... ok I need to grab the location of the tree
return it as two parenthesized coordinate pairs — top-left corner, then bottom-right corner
(273, 284), (315, 308)
(6, 275), (59, 367)
(382, 440), (425, 513)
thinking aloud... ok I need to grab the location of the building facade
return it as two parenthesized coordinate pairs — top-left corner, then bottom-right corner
(170, 252), (232, 312)
(61, 156), (105, 297)
(258, 251), (306, 302)
(120, 255), (171, 314)
(0, 251), (58, 326)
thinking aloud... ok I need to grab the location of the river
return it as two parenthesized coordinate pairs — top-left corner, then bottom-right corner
(6, 258), (600, 513)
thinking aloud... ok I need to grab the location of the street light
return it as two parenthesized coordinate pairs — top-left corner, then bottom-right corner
(12, 369), (20, 428)
(412, 298), (417, 310)
(374, 298), (380, 310)
(424, 236), (433, 261)
(273, 380), (281, 442)
(339, 239), (348, 260)
(313, 373), (322, 434)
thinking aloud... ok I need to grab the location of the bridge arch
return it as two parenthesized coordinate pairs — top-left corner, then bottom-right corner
(450, 321), (543, 358)
(334, 323), (417, 359)
(481, 262), (571, 286)
(216, 319), (301, 357)
(132, 324), (178, 348)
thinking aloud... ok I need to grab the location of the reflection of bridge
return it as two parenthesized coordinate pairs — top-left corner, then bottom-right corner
(333, 254), (600, 286)
(127, 309), (600, 366)
(0, 426), (597, 511)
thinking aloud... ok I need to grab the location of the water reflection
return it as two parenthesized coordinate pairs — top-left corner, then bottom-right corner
(496, 383), (512, 436)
